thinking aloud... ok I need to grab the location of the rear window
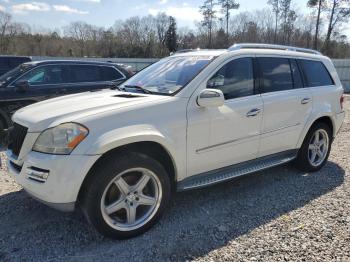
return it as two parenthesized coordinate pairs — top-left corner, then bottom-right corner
(299, 60), (334, 87)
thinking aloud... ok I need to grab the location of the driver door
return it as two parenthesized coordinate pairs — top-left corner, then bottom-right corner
(187, 57), (263, 176)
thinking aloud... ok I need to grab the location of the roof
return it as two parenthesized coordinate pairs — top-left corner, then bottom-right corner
(23, 60), (121, 66)
(0, 55), (31, 58)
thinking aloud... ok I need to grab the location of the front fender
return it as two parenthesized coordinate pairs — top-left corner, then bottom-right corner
(75, 124), (184, 179)
(84, 125), (176, 155)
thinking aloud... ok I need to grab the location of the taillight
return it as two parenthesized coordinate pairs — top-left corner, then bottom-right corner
(340, 94), (345, 110)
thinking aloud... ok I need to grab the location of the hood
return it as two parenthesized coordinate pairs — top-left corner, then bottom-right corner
(13, 89), (168, 132)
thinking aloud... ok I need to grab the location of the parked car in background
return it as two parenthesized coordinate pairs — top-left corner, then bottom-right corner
(6, 44), (344, 239)
(0, 60), (132, 131)
(0, 56), (32, 76)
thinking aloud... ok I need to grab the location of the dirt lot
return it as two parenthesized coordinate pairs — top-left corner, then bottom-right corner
(0, 100), (350, 262)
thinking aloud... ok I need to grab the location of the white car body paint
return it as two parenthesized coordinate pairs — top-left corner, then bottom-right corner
(7, 48), (345, 210)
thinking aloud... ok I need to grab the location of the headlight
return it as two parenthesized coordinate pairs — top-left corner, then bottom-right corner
(33, 123), (89, 155)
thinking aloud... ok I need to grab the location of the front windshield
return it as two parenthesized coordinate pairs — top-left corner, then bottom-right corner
(0, 63), (33, 86)
(120, 55), (214, 95)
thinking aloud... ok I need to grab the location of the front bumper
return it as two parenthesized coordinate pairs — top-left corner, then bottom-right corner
(7, 150), (99, 212)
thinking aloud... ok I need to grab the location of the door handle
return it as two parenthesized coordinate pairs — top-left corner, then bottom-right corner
(246, 108), (261, 117)
(301, 98), (311, 104)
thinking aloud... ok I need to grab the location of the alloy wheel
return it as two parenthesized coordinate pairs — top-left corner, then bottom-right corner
(308, 129), (329, 167)
(100, 167), (162, 231)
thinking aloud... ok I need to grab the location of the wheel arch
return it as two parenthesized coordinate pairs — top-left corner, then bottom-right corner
(78, 141), (178, 202)
(0, 108), (11, 129)
(297, 114), (335, 148)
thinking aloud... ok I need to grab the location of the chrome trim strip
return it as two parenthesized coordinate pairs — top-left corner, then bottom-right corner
(261, 122), (301, 135)
(196, 134), (259, 153)
(196, 123), (301, 154)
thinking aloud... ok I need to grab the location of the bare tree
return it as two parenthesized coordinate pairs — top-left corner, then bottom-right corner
(218, 0), (240, 43)
(279, 0), (297, 44)
(308, 0), (326, 49)
(323, 0), (350, 53)
(155, 13), (170, 47)
(64, 21), (94, 57)
(200, 0), (217, 48)
(0, 11), (12, 53)
(268, 0), (280, 43)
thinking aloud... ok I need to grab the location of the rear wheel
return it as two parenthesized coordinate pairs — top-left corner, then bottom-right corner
(81, 152), (171, 239)
(294, 122), (332, 172)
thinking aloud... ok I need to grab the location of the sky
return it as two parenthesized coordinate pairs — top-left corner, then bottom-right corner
(0, 0), (337, 32)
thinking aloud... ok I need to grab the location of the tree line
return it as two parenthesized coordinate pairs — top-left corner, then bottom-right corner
(0, 0), (349, 59)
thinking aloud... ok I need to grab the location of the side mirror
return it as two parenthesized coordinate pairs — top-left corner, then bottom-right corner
(14, 80), (29, 92)
(197, 89), (225, 108)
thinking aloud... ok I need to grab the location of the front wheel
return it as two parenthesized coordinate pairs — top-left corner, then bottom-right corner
(81, 152), (171, 239)
(294, 122), (332, 172)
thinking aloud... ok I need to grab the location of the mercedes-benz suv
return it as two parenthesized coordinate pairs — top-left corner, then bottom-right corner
(6, 44), (345, 239)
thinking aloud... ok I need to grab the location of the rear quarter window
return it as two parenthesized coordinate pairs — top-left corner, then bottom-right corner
(100, 66), (124, 81)
(299, 60), (334, 87)
(70, 65), (101, 82)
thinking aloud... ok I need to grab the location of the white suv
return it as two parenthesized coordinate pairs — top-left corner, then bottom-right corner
(6, 44), (345, 238)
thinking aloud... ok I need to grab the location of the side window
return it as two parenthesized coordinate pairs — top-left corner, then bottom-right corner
(290, 59), (303, 89)
(100, 66), (124, 81)
(299, 59), (334, 87)
(207, 57), (254, 100)
(16, 65), (70, 85)
(258, 57), (293, 93)
(70, 65), (101, 82)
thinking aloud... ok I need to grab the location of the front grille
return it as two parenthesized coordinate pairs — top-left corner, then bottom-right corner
(8, 123), (28, 156)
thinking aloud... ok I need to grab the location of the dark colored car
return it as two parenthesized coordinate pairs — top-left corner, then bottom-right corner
(0, 56), (32, 76)
(0, 60), (132, 131)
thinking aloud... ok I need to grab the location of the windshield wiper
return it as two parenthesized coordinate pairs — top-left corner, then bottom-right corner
(123, 85), (153, 94)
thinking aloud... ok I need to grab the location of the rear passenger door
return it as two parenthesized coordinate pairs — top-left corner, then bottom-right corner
(66, 64), (125, 94)
(257, 57), (313, 157)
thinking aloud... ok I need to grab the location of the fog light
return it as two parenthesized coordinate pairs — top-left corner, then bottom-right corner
(25, 166), (50, 183)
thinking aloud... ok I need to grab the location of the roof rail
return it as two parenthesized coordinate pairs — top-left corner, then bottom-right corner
(228, 43), (321, 55)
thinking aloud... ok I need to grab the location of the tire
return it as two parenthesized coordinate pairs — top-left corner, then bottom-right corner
(294, 122), (332, 172)
(81, 151), (171, 239)
(0, 116), (8, 147)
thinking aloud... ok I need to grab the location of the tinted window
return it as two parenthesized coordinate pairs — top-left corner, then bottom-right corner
(71, 65), (101, 82)
(258, 57), (293, 93)
(101, 66), (123, 81)
(16, 65), (71, 85)
(299, 60), (334, 87)
(290, 59), (303, 89)
(207, 57), (254, 100)
(0, 58), (9, 67)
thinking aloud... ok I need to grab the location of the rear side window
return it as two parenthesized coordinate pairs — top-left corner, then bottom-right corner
(70, 65), (101, 82)
(258, 57), (293, 93)
(290, 59), (303, 89)
(299, 60), (334, 87)
(100, 66), (124, 81)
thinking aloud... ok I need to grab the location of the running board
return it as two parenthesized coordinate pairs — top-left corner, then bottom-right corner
(177, 150), (297, 191)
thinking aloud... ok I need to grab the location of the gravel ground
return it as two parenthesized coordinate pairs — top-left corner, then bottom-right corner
(0, 101), (350, 262)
